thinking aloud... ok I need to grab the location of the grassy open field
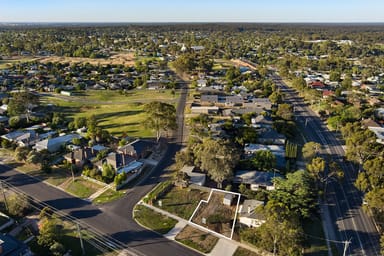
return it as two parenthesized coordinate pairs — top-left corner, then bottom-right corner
(0, 57), (39, 69)
(40, 89), (178, 137)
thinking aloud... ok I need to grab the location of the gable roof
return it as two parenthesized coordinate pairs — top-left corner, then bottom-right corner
(234, 170), (282, 187)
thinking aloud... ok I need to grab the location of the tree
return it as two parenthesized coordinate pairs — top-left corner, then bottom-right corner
(196, 138), (240, 188)
(355, 157), (384, 192)
(302, 142), (321, 161)
(344, 128), (379, 166)
(306, 157), (326, 180)
(102, 163), (115, 182)
(143, 101), (177, 142)
(173, 53), (196, 73)
(51, 112), (66, 128)
(269, 91), (282, 104)
(267, 170), (317, 219)
(276, 103), (293, 121)
(86, 114), (98, 140)
(7, 92), (39, 121)
(292, 77), (306, 90)
(255, 216), (304, 256)
(74, 116), (87, 129)
(38, 216), (63, 248)
(251, 150), (276, 171)
(14, 146), (30, 162)
(329, 71), (341, 81)
(7, 192), (30, 217)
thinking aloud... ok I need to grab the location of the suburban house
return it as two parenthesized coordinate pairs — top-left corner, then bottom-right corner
(34, 134), (82, 152)
(234, 170), (282, 191)
(238, 199), (266, 228)
(180, 165), (206, 186)
(95, 152), (135, 171)
(309, 81), (325, 89)
(362, 119), (384, 145)
(1, 130), (37, 147)
(64, 147), (95, 167)
(251, 115), (273, 129)
(190, 106), (219, 115)
(257, 129), (286, 145)
(247, 98), (272, 110)
(117, 139), (156, 159)
(0, 233), (32, 256)
(244, 144), (286, 169)
(225, 95), (243, 106)
(116, 160), (143, 175)
(201, 95), (219, 105)
(0, 115), (8, 124)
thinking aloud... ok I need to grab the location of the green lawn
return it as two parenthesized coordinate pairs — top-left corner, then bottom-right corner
(93, 189), (125, 205)
(156, 186), (208, 219)
(134, 205), (177, 234)
(40, 89), (178, 137)
(63, 177), (104, 198)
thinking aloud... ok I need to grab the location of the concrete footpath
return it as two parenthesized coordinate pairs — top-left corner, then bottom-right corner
(140, 202), (272, 256)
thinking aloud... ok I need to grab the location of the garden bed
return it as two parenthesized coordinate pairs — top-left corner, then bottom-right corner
(175, 225), (218, 254)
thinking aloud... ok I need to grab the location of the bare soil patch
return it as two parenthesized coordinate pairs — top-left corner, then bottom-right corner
(175, 225), (219, 253)
(191, 190), (238, 238)
(39, 52), (135, 66)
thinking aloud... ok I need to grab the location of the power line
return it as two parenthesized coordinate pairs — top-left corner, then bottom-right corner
(0, 179), (136, 255)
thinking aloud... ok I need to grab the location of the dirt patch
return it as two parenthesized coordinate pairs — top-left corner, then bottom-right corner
(191, 190), (238, 238)
(231, 59), (257, 70)
(175, 225), (219, 253)
(39, 52), (135, 66)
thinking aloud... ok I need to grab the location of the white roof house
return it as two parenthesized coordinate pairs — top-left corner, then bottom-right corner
(180, 165), (206, 186)
(234, 170), (282, 191)
(34, 134), (81, 152)
(238, 199), (265, 228)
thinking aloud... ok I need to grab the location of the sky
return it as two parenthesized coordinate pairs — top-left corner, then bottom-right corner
(1, 0), (384, 23)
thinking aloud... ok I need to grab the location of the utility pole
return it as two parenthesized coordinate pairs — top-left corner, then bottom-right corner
(343, 239), (351, 256)
(273, 236), (277, 256)
(76, 223), (85, 255)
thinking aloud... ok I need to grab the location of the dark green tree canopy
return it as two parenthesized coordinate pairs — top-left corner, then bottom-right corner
(143, 101), (177, 141)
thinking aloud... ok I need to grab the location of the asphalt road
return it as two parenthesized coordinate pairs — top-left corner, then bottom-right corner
(0, 82), (200, 255)
(272, 74), (381, 256)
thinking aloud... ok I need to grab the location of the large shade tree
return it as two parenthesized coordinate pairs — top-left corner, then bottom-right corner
(143, 101), (177, 142)
(195, 138), (240, 188)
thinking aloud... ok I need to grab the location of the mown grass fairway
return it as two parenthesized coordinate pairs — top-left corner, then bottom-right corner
(40, 89), (178, 138)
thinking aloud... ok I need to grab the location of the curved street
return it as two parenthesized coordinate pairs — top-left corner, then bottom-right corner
(0, 80), (200, 256)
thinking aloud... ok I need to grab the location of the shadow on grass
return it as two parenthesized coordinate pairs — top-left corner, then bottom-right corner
(96, 110), (143, 121)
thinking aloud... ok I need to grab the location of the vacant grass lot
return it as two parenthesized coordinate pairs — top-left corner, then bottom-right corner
(93, 189), (125, 205)
(62, 177), (104, 198)
(175, 225), (218, 254)
(155, 186), (208, 219)
(134, 204), (177, 234)
(40, 89), (178, 137)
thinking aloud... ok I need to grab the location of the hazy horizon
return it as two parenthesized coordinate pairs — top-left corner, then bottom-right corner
(1, 0), (384, 23)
